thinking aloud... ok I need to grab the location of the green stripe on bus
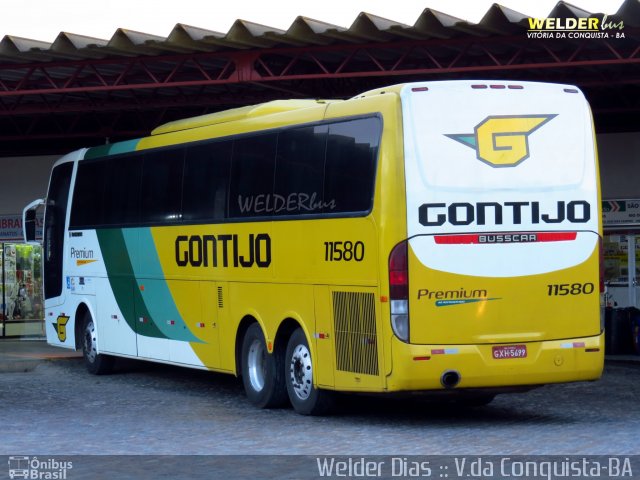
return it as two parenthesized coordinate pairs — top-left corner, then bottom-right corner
(85, 139), (140, 160)
(122, 228), (201, 343)
(96, 228), (167, 339)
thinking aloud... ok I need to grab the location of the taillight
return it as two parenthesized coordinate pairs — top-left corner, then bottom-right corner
(389, 242), (409, 342)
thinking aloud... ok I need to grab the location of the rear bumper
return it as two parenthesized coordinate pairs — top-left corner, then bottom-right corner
(386, 333), (604, 392)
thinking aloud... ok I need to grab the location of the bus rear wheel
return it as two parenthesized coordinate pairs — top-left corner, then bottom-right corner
(285, 328), (334, 415)
(81, 311), (114, 375)
(241, 323), (287, 408)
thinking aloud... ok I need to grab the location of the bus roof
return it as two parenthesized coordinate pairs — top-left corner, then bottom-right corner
(351, 83), (405, 99)
(151, 99), (336, 136)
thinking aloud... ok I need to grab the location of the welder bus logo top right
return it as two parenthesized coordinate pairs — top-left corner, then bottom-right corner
(527, 15), (625, 39)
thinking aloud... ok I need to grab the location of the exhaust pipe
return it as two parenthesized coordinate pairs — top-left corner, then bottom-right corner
(441, 370), (461, 389)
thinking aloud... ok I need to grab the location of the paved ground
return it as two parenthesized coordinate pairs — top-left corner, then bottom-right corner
(0, 341), (638, 457)
(0, 338), (79, 373)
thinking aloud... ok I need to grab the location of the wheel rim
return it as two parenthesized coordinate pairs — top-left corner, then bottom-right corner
(289, 343), (312, 400)
(247, 338), (267, 392)
(84, 320), (97, 363)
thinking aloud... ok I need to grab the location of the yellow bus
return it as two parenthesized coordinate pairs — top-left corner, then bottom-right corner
(25, 80), (604, 415)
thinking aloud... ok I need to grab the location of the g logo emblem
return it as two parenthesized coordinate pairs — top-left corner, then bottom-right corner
(446, 114), (556, 167)
(53, 315), (70, 342)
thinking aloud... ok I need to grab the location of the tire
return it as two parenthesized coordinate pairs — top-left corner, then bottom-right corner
(285, 328), (334, 415)
(81, 311), (114, 375)
(241, 323), (287, 409)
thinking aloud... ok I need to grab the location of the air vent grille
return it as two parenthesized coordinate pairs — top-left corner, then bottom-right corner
(332, 291), (379, 376)
(217, 287), (224, 308)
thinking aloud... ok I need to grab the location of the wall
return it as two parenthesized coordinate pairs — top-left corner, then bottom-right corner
(598, 132), (640, 199)
(0, 155), (59, 215)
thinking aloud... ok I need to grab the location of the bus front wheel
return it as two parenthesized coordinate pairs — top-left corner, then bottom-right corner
(241, 323), (287, 408)
(285, 328), (334, 415)
(81, 311), (114, 375)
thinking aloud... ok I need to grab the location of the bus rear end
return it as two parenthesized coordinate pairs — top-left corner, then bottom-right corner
(389, 81), (603, 393)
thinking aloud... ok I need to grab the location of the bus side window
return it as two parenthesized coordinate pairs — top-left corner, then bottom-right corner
(182, 140), (232, 223)
(70, 160), (107, 228)
(324, 117), (381, 214)
(274, 125), (327, 216)
(228, 133), (278, 219)
(140, 148), (185, 224)
(102, 154), (143, 226)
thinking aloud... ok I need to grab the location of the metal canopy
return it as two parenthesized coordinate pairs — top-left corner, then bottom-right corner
(0, 0), (638, 156)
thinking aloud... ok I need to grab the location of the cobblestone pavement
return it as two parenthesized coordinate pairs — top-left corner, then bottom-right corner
(1, 358), (638, 456)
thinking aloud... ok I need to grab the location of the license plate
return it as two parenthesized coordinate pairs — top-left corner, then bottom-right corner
(492, 345), (527, 359)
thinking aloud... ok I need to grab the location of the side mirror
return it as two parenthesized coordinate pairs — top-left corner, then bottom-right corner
(23, 199), (45, 243)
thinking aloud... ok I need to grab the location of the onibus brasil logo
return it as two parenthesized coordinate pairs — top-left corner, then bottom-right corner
(445, 114), (556, 168)
(8, 456), (73, 479)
